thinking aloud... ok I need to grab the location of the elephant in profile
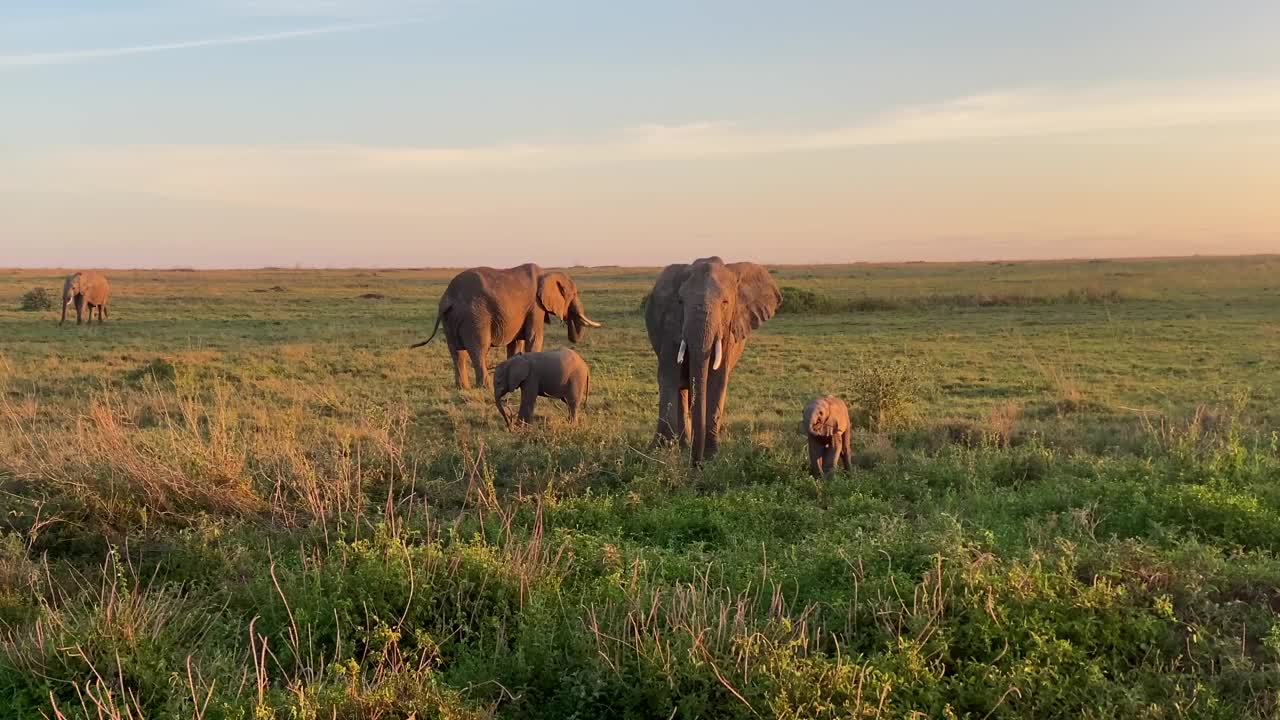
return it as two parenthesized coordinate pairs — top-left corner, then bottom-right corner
(644, 257), (781, 464)
(493, 349), (591, 428)
(61, 271), (111, 325)
(411, 263), (601, 389)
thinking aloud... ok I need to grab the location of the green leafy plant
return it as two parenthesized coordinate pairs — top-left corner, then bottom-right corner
(19, 287), (53, 311)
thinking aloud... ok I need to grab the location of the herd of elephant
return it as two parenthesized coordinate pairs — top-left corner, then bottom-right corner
(56, 258), (854, 478)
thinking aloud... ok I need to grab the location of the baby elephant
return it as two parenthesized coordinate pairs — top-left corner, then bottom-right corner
(494, 349), (590, 428)
(802, 395), (853, 478)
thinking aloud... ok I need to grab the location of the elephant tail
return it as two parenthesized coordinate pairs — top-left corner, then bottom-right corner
(410, 301), (448, 349)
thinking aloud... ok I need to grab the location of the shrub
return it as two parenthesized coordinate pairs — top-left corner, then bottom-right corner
(125, 357), (178, 385)
(776, 286), (1125, 315)
(18, 288), (53, 311)
(848, 356), (930, 432)
(778, 287), (847, 314)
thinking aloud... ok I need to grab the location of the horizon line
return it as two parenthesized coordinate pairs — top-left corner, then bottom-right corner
(4, 253), (1276, 273)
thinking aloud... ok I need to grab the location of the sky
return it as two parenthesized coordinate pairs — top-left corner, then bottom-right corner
(2, 1), (1279, 268)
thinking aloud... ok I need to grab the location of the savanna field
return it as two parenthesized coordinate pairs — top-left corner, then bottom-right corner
(2, 256), (1279, 719)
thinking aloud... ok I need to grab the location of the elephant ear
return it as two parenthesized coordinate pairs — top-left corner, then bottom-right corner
(507, 355), (532, 388)
(728, 262), (782, 342)
(537, 272), (572, 317)
(644, 263), (693, 356)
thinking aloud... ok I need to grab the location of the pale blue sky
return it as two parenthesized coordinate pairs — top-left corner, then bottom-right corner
(3, 1), (1279, 267)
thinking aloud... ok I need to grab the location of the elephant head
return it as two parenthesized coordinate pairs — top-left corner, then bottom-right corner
(493, 354), (532, 428)
(803, 396), (841, 437)
(646, 257), (782, 464)
(61, 273), (83, 325)
(537, 271), (602, 343)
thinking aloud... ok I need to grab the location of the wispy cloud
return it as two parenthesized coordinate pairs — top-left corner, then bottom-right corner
(283, 77), (1280, 168)
(225, 0), (444, 19)
(13, 77), (1280, 211)
(0, 18), (421, 68)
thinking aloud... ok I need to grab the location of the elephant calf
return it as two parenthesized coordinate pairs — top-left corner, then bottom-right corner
(494, 349), (591, 428)
(802, 395), (853, 478)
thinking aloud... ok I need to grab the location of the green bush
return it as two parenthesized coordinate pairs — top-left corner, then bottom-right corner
(18, 288), (53, 311)
(849, 356), (930, 432)
(778, 286), (848, 314)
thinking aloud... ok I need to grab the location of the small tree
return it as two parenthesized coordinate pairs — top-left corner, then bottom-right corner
(19, 287), (54, 312)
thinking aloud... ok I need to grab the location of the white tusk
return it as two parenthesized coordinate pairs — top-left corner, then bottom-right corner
(712, 338), (723, 370)
(677, 340), (686, 364)
(580, 316), (602, 328)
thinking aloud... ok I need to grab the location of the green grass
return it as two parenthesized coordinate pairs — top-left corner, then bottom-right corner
(1, 256), (1279, 718)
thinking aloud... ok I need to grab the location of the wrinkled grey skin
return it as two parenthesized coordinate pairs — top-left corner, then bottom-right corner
(802, 395), (853, 478)
(493, 349), (591, 428)
(411, 264), (601, 389)
(61, 271), (111, 325)
(644, 257), (782, 464)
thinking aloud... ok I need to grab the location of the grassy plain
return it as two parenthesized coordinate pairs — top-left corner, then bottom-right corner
(1, 256), (1278, 718)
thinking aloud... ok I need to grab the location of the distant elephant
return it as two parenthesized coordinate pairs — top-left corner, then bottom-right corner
(61, 271), (110, 325)
(411, 264), (602, 389)
(493, 349), (591, 428)
(644, 257), (782, 464)
(802, 395), (853, 478)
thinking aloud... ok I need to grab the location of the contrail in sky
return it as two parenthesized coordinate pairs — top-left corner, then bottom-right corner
(0, 18), (421, 68)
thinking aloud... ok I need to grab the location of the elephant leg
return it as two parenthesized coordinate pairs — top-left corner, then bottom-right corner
(445, 333), (469, 389)
(566, 378), (586, 424)
(468, 344), (489, 388)
(841, 432), (854, 473)
(506, 339), (525, 358)
(462, 327), (491, 388)
(101, 305), (108, 322)
(822, 442), (839, 479)
(677, 387), (691, 446)
(517, 384), (538, 425)
(808, 437), (824, 478)
(704, 364), (733, 460)
(653, 359), (684, 446)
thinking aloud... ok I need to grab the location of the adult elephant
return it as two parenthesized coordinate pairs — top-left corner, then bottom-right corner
(644, 257), (781, 464)
(61, 271), (111, 325)
(411, 263), (601, 389)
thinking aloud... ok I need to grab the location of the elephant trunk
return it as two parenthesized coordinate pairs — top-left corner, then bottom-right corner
(687, 315), (715, 465)
(571, 296), (602, 327)
(566, 296), (598, 343)
(494, 385), (512, 429)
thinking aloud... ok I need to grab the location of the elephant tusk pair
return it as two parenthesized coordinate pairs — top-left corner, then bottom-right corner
(676, 338), (723, 370)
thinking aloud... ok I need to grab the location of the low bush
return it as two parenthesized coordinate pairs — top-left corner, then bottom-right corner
(778, 286), (1125, 315)
(848, 356), (931, 432)
(18, 288), (53, 312)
